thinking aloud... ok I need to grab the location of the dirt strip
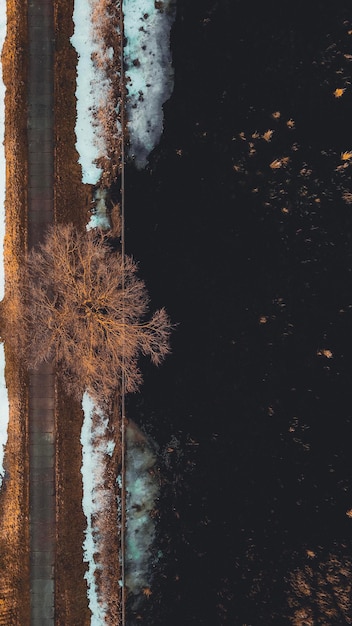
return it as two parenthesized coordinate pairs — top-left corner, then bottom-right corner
(27, 0), (55, 623)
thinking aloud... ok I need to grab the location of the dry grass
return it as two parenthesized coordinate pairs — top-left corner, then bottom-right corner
(0, 0), (30, 623)
(54, 0), (93, 231)
(0, 346), (29, 626)
(55, 382), (91, 626)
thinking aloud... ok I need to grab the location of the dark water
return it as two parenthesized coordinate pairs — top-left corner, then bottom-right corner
(125, 1), (352, 623)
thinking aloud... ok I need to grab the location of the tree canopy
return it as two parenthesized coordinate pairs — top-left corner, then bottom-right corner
(20, 224), (172, 406)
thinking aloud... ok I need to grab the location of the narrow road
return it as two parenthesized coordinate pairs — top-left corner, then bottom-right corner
(27, 0), (55, 623)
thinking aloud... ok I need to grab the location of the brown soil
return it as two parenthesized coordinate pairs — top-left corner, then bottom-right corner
(54, 1), (92, 623)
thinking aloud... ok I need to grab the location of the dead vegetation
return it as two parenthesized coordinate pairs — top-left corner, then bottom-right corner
(87, 397), (123, 625)
(54, 0), (93, 231)
(85, 0), (125, 188)
(287, 549), (352, 625)
(0, 0), (30, 623)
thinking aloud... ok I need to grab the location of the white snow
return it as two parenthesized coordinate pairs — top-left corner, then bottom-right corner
(81, 392), (115, 624)
(71, 0), (109, 185)
(71, 0), (176, 179)
(81, 394), (161, 617)
(123, 0), (176, 168)
(0, 344), (9, 488)
(0, 4), (7, 300)
(86, 188), (111, 231)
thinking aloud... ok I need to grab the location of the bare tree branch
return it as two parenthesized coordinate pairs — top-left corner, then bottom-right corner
(18, 224), (172, 407)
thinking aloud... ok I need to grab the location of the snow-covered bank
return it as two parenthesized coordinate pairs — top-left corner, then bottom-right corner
(81, 396), (161, 619)
(71, 0), (111, 185)
(123, 0), (176, 168)
(0, 5), (7, 300)
(71, 0), (176, 181)
(70, 0), (107, 185)
(81, 392), (116, 624)
(0, 344), (9, 488)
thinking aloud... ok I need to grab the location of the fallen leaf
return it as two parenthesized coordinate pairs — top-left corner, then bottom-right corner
(317, 349), (333, 359)
(341, 151), (352, 161)
(262, 129), (274, 142)
(143, 587), (153, 598)
(333, 87), (346, 98)
(306, 550), (316, 558)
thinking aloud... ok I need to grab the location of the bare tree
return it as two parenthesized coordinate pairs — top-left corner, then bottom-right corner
(20, 224), (172, 406)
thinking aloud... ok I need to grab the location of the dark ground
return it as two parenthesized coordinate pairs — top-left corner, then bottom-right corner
(124, 1), (352, 624)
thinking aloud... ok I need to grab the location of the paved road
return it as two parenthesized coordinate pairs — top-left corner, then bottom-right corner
(27, 0), (55, 623)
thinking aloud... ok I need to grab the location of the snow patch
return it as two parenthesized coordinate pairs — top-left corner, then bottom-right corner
(71, 0), (109, 185)
(81, 392), (115, 624)
(86, 188), (111, 231)
(71, 0), (176, 178)
(123, 0), (176, 169)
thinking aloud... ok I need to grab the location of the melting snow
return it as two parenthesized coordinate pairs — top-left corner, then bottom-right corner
(81, 392), (115, 624)
(123, 0), (176, 169)
(86, 188), (111, 231)
(71, 0), (176, 180)
(70, 0), (108, 185)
